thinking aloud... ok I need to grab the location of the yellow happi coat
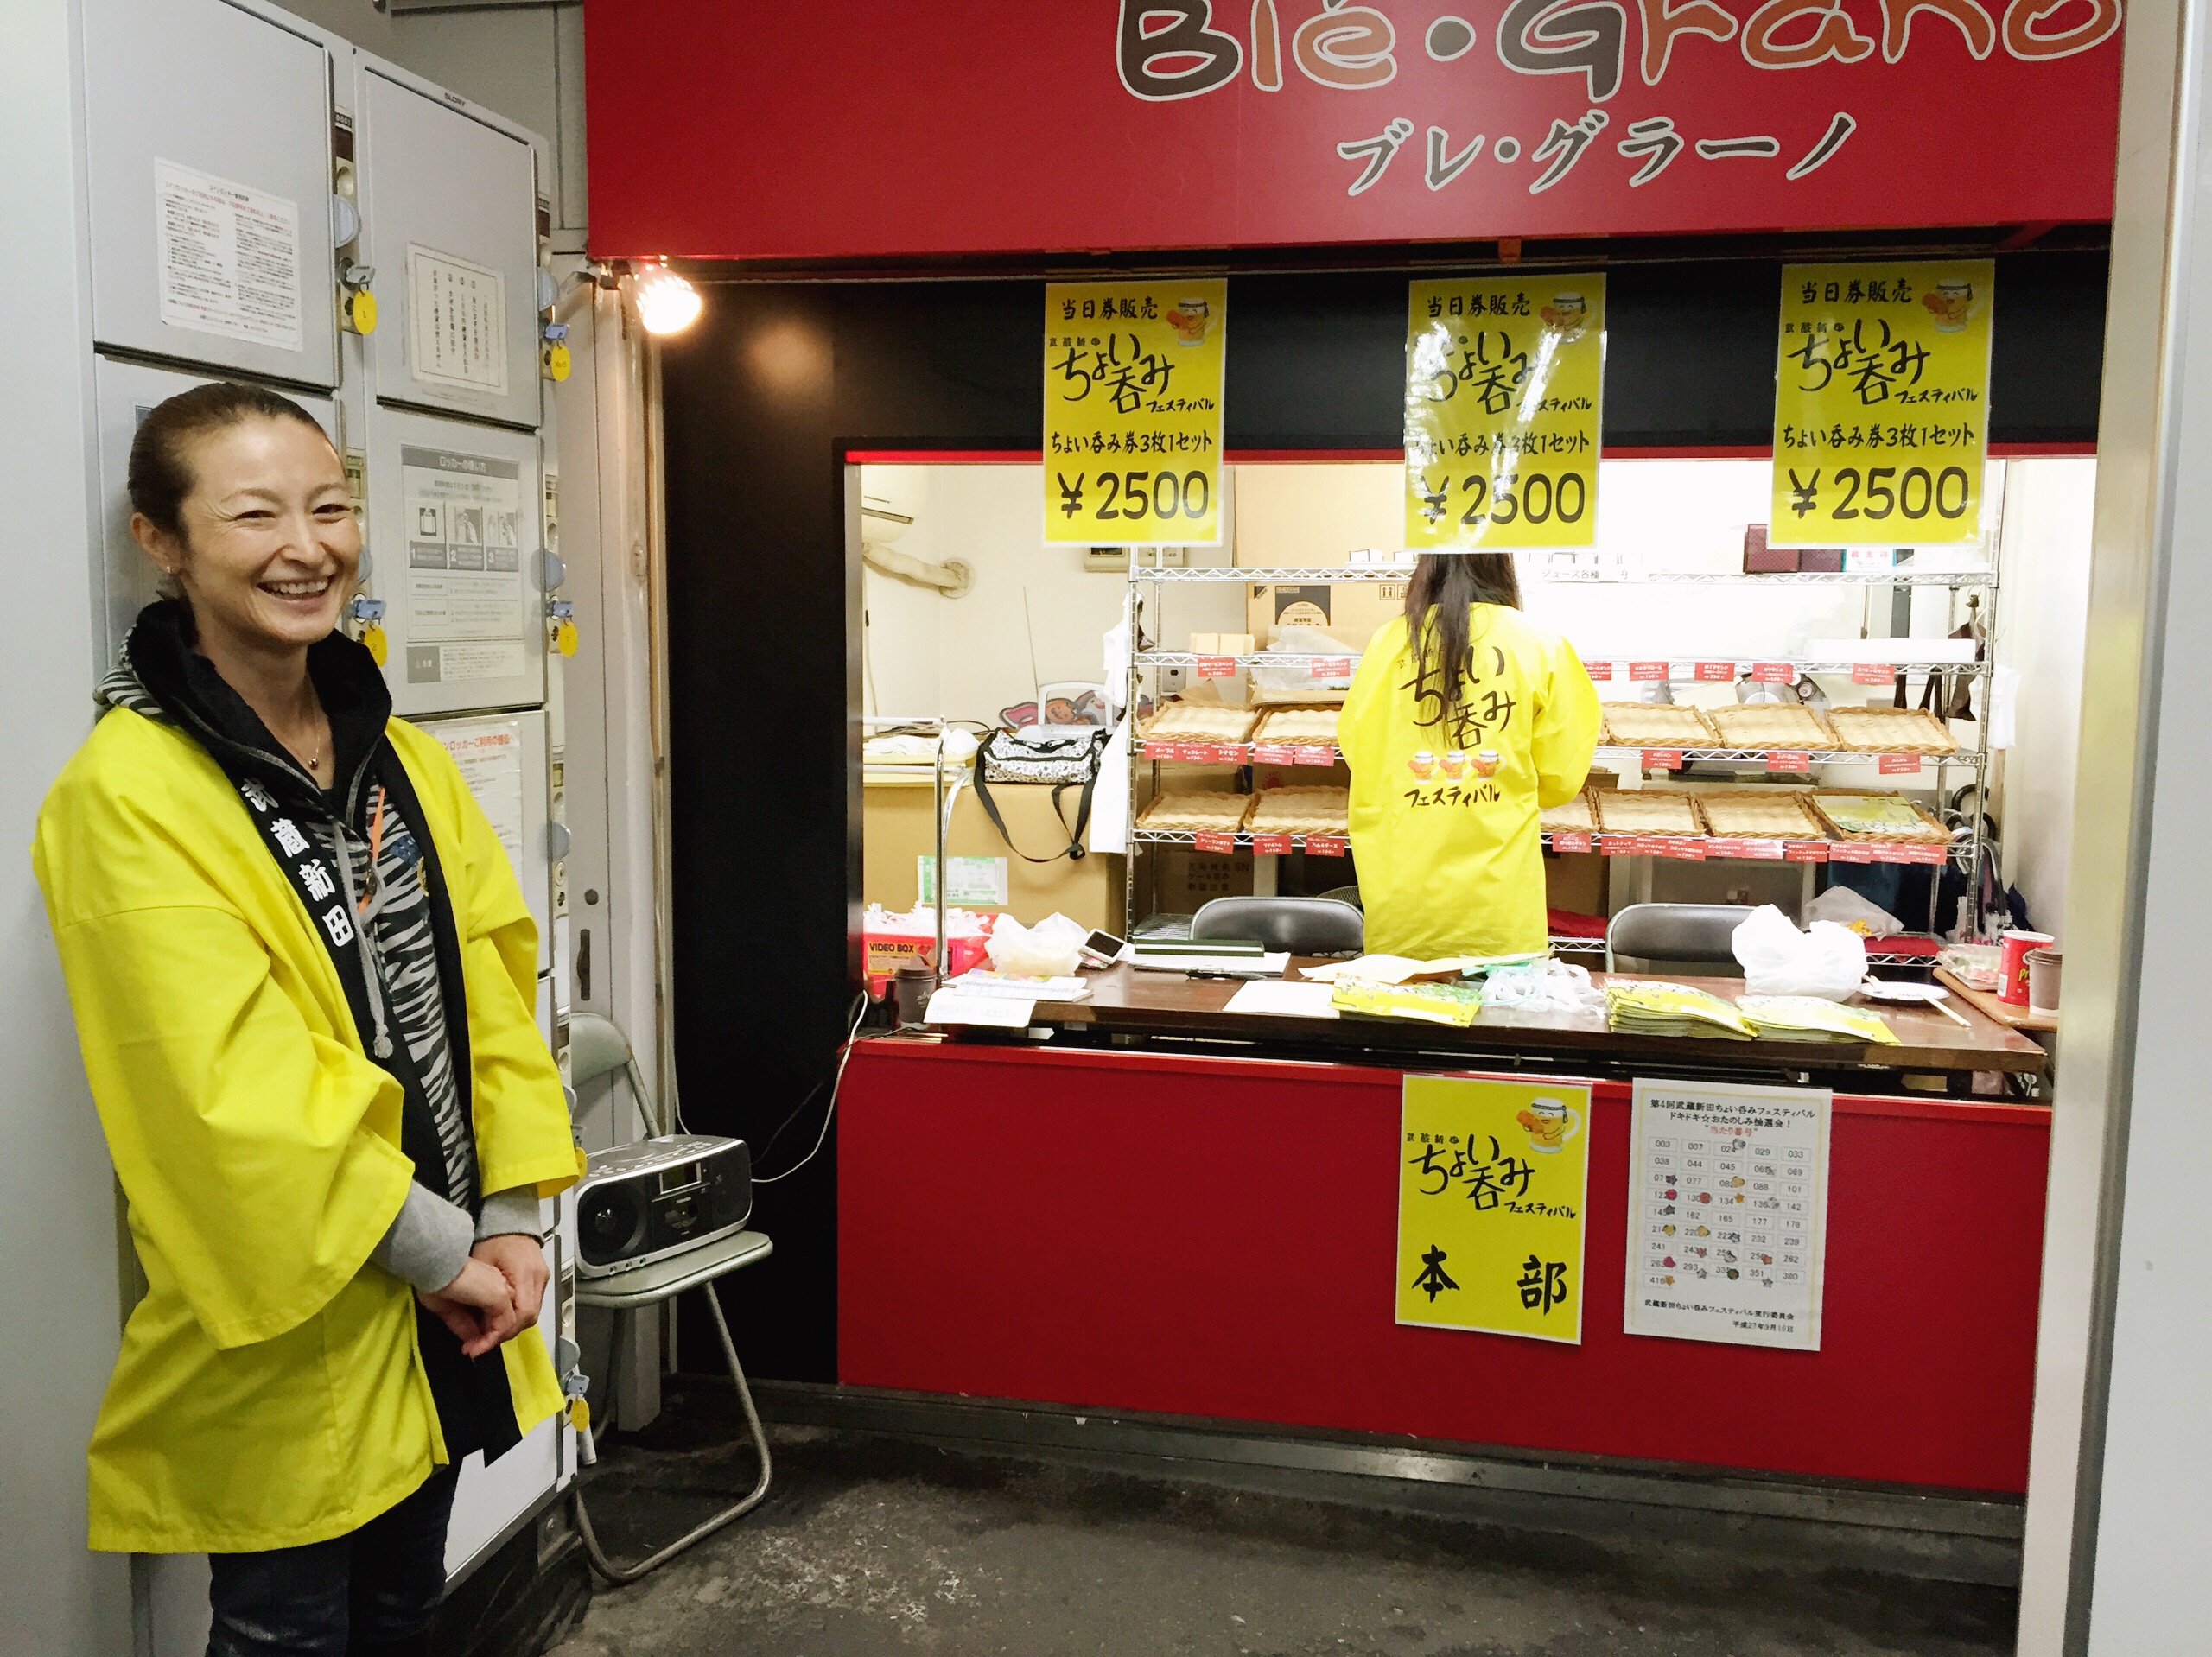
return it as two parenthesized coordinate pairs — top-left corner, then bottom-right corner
(34, 710), (583, 1552)
(1338, 606), (1600, 959)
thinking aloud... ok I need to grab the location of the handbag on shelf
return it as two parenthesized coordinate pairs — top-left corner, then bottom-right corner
(972, 727), (1109, 862)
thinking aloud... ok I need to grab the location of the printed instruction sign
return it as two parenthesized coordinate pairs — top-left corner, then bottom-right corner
(155, 160), (302, 351)
(429, 716), (527, 880)
(1396, 1074), (1591, 1343)
(402, 447), (527, 686)
(917, 854), (1009, 907)
(408, 244), (510, 395)
(1044, 279), (1224, 546)
(1624, 1079), (1831, 1350)
(1405, 276), (1605, 552)
(1771, 261), (1993, 546)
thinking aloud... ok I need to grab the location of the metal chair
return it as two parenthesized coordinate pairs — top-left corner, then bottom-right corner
(1605, 903), (1756, 973)
(569, 1231), (776, 1583)
(1192, 895), (1364, 955)
(563, 1015), (774, 1583)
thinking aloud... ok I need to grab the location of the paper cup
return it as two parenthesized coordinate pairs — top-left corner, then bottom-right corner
(1998, 930), (2053, 1006)
(2026, 948), (2063, 1015)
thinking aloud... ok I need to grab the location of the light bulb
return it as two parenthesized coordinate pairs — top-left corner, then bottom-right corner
(632, 262), (702, 334)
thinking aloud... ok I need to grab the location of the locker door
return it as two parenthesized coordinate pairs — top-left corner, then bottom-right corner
(367, 405), (546, 718)
(357, 66), (541, 430)
(92, 359), (340, 664)
(81, 0), (340, 388)
(421, 709), (554, 977)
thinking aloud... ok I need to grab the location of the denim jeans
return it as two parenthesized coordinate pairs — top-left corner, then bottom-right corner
(205, 1463), (458, 1657)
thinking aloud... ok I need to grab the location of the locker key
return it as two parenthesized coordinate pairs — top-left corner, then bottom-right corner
(547, 597), (578, 657)
(542, 322), (571, 383)
(347, 289), (379, 336)
(347, 595), (388, 666)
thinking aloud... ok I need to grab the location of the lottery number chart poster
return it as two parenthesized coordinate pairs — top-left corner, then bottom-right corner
(1624, 1080), (1833, 1351)
(1044, 279), (1225, 546)
(1396, 1073), (1591, 1344)
(1770, 260), (1994, 547)
(1404, 275), (1605, 553)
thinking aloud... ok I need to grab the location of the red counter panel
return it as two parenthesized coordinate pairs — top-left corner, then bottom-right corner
(838, 1040), (2049, 1493)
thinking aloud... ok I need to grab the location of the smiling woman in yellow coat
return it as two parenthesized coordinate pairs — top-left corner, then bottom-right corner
(1337, 553), (1600, 959)
(34, 384), (582, 1657)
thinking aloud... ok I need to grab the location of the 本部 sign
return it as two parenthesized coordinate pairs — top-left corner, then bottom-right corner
(1397, 1073), (1592, 1342)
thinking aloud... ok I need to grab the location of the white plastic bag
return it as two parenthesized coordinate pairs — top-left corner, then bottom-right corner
(1804, 884), (1902, 938)
(1480, 957), (1605, 1014)
(1730, 905), (1866, 1001)
(985, 911), (1089, 977)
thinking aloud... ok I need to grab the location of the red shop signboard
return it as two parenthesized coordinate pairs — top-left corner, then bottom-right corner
(586, 1), (2123, 260)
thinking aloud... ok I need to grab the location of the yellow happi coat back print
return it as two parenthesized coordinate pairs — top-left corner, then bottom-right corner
(1337, 606), (1600, 960)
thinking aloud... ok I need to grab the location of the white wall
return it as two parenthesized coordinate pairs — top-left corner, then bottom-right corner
(859, 464), (1244, 727)
(1994, 459), (2095, 936)
(0, 4), (133, 1653)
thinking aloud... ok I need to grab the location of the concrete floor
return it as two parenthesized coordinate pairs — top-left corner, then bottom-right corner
(549, 1387), (2018, 1657)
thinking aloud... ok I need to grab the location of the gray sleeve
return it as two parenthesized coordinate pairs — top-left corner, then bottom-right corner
(372, 1183), (476, 1294)
(475, 1185), (543, 1241)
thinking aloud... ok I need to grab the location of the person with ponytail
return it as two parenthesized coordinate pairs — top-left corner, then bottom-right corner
(1336, 552), (1600, 957)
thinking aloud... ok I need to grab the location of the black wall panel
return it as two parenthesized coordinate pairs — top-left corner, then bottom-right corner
(658, 251), (2105, 1381)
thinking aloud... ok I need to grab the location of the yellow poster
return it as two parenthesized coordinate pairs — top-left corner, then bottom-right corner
(1044, 279), (1224, 546)
(1395, 1073), (1591, 1343)
(1404, 276), (1605, 552)
(1770, 261), (1993, 546)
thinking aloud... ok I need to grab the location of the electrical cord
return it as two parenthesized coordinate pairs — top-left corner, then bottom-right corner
(753, 993), (869, 1184)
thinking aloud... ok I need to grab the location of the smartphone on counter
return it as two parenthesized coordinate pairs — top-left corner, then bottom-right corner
(1080, 929), (1130, 967)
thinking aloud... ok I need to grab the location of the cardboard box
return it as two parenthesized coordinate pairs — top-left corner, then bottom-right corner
(1233, 462), (1408, 650)
(1148, 845), (1255, 917)
(863, 778), (1123, 931)
(1543, 849), (1607, 917)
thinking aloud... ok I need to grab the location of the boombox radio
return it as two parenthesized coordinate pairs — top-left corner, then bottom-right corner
(575, 1133), (752, 1277)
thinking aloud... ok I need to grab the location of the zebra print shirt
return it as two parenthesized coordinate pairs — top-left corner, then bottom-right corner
(306, 797), (475, 1211)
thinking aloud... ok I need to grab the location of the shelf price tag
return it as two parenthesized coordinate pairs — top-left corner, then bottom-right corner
(1655, 838), (1707, 860)
(1312, 657), (1352, 678)
(1851, 663), (1897, 685)
(1549, 830), (1594, 854)
(1640, 748), (1685, 771)
(1194, 655), (1237, 677)
(1251, 742), (1296, 765)
(1751, 662), (1796, 684)
(1192, 830), (1237, 854)
(1766, 750), (1812, 771)
(1878, 752), (1923, 775)
(1629, 661), (1670, 682)
(1694, 661), (1735, 682)
(1706, 837), (1786, 860)
(1582, 659), (1614, 682)
(1783, 840), (1831, 862)
(1404, 275), (1605, 553)
(1770, 260), (1993, 548)
(1293, 744), (1338, 768)
(1249, 832), (1293, 856)
(1304, 834), (1348, 856)
(1045, 278), (1224, 547)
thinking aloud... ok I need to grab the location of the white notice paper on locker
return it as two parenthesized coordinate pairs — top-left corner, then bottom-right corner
(402, 446), (527, 687)
(155, 159), (302, 351)
(408, 244), (509, 395)
(431, 717), (527, 877)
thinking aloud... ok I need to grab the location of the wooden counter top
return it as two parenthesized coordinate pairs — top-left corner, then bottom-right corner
(996, 962), (2047, 1083)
